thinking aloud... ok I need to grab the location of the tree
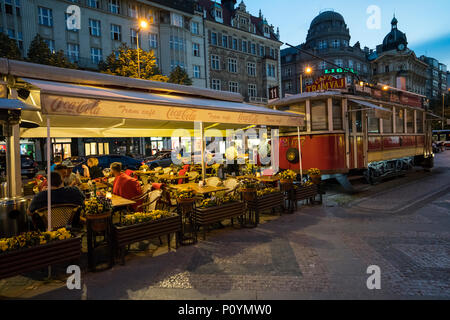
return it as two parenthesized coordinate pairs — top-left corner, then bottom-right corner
(99, 43), (168, 81)
(168, 66), (193, 86)
(27, 34), (76, 69)
(27, 34), (52, 65)
(0, 33), (22, 60)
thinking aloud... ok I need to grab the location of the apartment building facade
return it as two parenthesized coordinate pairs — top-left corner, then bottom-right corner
(0, 0), (208, 87)
(419, 55), (448, 100)
(198, 0), (282, 103)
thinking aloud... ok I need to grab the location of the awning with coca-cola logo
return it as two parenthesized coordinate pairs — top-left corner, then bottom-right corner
(20, 78), (303, 128)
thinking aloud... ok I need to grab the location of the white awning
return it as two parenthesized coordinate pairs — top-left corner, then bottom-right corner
(21, 78), (304, 127)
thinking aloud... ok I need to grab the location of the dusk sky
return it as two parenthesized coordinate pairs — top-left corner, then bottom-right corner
(247, 0), (450, 66)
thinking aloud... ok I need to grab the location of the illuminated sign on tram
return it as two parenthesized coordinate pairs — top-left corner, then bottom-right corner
(306, 76), (346, 92)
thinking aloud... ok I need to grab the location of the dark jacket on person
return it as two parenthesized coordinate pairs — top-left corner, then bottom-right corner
(29, 186), (86, 213)
(89, 166), (103, 179)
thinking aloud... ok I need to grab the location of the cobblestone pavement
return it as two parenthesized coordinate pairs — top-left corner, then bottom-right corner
(1, 152), (449, 300)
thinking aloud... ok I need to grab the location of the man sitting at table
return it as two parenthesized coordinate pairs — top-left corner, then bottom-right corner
(111, 162), (142, 210)
(27, 172), (85, 230)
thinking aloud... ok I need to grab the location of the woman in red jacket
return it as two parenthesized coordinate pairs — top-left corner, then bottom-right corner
(111, 162), (142, 210)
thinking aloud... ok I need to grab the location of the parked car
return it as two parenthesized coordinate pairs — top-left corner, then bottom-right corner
(72, 155), (143, 174)
(63, 156), (86, 167)
(144, 151), (173, 169)
(0, 154), (38, 178)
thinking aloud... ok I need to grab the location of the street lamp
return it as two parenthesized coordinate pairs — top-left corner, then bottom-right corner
(136, 19), (149, 79)
(300, 66), (312, 94)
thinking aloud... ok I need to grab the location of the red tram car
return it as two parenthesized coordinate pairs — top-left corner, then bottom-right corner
(270, 82), (434, 190)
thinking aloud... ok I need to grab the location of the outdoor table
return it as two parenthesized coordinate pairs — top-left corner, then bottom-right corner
(155, 174), (188, 183)
(134, 170), (157, 176)
(79, 182), (108, 192)
(169, 183), (229, 195)
(111, 194), (136, 208)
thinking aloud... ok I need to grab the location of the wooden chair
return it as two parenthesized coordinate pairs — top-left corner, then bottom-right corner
(135, 190), (163, 212)
(34, 204), (81, 231)
(223, 178), (239, 196)
(163, 167), (172, 174)
(160, 187), (178, 212)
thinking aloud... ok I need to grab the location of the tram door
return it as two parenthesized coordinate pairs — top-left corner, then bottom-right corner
(347, 107), (367, 169)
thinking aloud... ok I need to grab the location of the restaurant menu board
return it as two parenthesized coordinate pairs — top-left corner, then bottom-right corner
(41, 94), (303, 127)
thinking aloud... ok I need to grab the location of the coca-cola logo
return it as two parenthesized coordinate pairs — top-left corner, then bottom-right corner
(166, 108), (197, 121)
(238, 113), (258, 123)
(46, 96), (100, 115)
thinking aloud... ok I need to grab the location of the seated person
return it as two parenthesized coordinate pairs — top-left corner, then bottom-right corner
(55, 163), (81, 187)
(50, 156), (62, 172)
(28, 172), (86, 230)
(82, 157), (103, 180)
(111, 162), (142, 210)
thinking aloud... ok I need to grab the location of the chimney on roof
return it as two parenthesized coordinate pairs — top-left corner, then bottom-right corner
(221, 0), (236, 11)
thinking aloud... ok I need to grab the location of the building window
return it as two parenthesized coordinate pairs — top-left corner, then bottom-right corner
(211, 79), (221, 91)
(318, 40), (327, 49)
(229, 81), (239, 93)
(5, 0), (13, 14)
(348, 60), (354, 68)
(285, 68), (292, 77)
(211, 55), (220, 70)
(211, 32), (217, 46)
(285, 81), (292, 92)
(128, 3), (138, 18)
(228, 58), (237, 73)
(149, 33), (158, 48)
(67, 43), (79, 63)
(259, 45), (265, 57)
(130, 29), (137, 45)
(248, 84), (257, 98)
(332, 39), (340, 48)
(232, 38), (238, 50)
(38, 7), (53, 27)
(108, 0), (120, 14)
(91, 47), (102, 64)
(356, 63), (361, 72)
(335, 59), (343, 67)
(222, 35), (228, 48)
(43, 39), (55, 53)
(193, 65), (201, 79)
(170, 36), (184, 51)
(191, 21), (199, 34)
(251, 43), (256, 55)
(396, 108), (405, 133)
(242, 40), (247, 53)
(7, 28), (15, 39)
(171, 13), (183, 27)
(311, 100), (328, 131)
(15, 0), (21, 16)
(88, 0), (99, 9)
(319, 61), (327, 70)
(342, 40), (348, 47)
(192, 43), (200, 57)
(214, 8), (223, 22)
(110, 24), (121, 41)
(332, 99), (343, 130)
(266, 64), (276, 78)
(89, 19), (101, 36)
(247, 62), (256, 76)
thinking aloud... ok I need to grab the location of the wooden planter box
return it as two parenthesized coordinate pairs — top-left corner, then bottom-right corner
(113, 214), (182, 265)
(293, 184), (318, 202)
(194, 201), (245, 239)
(247, 192), (285, 214)
(0, 237), (82, 280)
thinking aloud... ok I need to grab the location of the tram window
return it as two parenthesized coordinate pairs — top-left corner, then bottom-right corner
(416, 111), (424, 133)
(311, 100), (328, 131)
(383, 113), (393, 133)
(355, 110), (363, 132)
(396, 108), (404, 133)
(406, 110), (414, 133)
(287, 103), (306, 131)
(332, 99), (343, 130)
(368, 110), (380, 133)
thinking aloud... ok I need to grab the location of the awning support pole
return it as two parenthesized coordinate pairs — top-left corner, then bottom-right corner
(5, 123), (22, 198)
(297, 126), (303, 181)
(46, 117), (51, 231)
(200, 121), (206, 181)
